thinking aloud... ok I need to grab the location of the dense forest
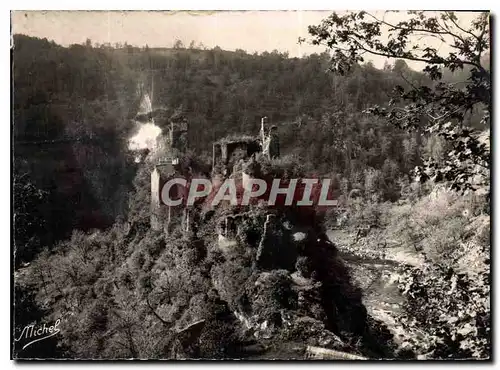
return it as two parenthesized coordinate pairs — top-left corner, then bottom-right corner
(14, 33), (481, 260)
(12, 10), (490, 360)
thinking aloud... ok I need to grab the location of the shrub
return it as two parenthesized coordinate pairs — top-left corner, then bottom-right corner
(397, 261), (490, 359)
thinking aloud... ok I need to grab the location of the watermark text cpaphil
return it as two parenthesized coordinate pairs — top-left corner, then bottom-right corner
(159, 177), (339, 208)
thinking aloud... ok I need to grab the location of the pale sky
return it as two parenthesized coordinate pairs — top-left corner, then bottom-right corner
(11, 10), (484, 69)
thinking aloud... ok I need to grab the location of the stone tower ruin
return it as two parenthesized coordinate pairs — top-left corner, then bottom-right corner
(168, 117), (188, 159)
(260, 117), (280, 159)
(150, 116), (190, 233)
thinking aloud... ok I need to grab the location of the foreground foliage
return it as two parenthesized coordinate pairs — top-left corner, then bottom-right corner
(306, 11), (490, 192)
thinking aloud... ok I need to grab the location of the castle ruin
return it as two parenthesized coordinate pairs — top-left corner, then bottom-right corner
(150, 116), (190, 233)
(151, 115), (280, 232)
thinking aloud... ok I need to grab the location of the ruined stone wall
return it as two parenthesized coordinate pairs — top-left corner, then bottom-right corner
(213, 140), (261, 175)
(169, 120), (188, 157)
(262, 127), (279, 159)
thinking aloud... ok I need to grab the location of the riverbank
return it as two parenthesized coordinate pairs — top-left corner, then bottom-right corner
(325, 186), (490, 359)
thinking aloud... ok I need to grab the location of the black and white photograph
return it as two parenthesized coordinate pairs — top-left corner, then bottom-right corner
(10, 9), (491, 360)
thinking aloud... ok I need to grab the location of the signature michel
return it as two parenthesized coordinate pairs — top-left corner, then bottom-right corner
(15, 319), (61, 350)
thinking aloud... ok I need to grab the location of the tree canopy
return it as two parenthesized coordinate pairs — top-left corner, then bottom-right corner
(305, 11), (490, 193)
